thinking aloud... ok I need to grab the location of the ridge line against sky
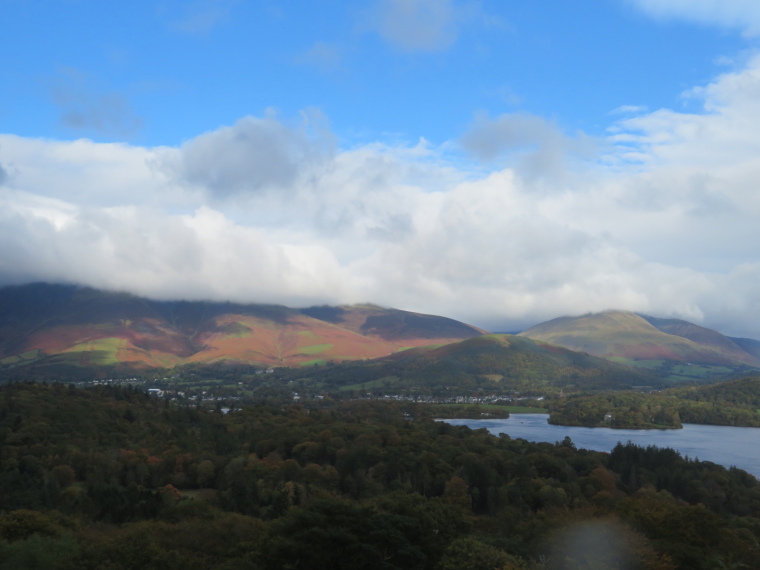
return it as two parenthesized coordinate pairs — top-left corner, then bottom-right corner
(2, 0), (760, 338)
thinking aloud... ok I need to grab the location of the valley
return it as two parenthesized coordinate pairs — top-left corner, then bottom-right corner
(2, 284), (760, 569)
(4, 284), (760, 430)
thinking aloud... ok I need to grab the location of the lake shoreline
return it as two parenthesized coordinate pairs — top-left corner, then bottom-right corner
(443, 414), (760, 479)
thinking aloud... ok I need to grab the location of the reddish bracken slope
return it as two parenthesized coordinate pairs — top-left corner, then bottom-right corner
(0, 284), (485, 371)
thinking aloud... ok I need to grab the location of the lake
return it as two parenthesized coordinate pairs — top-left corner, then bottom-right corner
(443, 414), (760, 479)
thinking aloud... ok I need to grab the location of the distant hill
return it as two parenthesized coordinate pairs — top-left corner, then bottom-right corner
(290, 333), (660, 393)
(0, 283), (484, 376)
(300, 303), (487, 341)
(666, 374), (760, 408)
(548, 375), (760, 429)
(729, 337), (760, 361)
(519, 310), (760, 383)
(638, 314), (758, 362)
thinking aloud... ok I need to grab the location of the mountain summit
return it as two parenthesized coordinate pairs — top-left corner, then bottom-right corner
(519, 310), (760, 382)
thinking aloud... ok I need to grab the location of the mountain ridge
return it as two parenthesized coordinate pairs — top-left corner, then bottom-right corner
(2, 284), (759, 385)
(0, 283), (485, 374)
(518, 309), (760, 382)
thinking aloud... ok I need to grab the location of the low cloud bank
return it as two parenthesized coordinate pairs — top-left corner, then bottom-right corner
(3, 56), (760, 337)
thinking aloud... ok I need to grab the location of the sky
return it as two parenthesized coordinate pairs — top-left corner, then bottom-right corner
(2, 0), (760, 337)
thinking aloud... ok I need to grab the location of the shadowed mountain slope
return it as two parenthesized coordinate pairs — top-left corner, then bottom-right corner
(301, 303), (488, 340)
(293, 333), (660, 393)
(639, 314), (758, 363)
(726, 337), (760, 361)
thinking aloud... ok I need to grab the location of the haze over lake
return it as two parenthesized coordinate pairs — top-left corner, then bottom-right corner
(444, 414), (760, 479)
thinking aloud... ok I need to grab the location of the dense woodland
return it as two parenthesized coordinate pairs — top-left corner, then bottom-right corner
(1, 382), (759, 569)
(548, 376), (760, 429)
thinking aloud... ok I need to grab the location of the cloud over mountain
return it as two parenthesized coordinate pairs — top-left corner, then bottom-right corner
(3, 54), (760, 337)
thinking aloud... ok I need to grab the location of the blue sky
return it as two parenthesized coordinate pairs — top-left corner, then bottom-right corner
(3, 0), (760, 337)
(2, 0), (748, 146)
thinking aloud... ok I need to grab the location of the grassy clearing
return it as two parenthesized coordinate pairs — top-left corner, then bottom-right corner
(62, 338), (123, 365)
(609, 357), (740, 384)
(482, 374), (504, 382)
(670, 364), (733, 378)
(339, 376), (399, 391)
(0, 350), (42, 365)
(225, 321), (252, 338)
(300, 358), (327, 367)
(611, 358), (665, 370)
(150, 353), (183, 367)
(660, 364), (738, 384)
(431, 403), (547, 414)
(91, 340), (122, 366)
(48, 353), (86, 365)
(394, 344), (445, 354)
(501, 406), (548, 413)
(300, 344), (333, 355)
(164, 379), (224, 388)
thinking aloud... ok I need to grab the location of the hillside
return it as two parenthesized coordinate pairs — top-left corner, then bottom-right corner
(639, 314), (758, 363)
(729, 336), (760, 360)
(301, 303), (487, 341)
(548, 375), (760, 429)
(0, 283), (484, 376)
(289, 333), (660, 394)
(665, 374), (760, 410)
(518, 310), (760, 382)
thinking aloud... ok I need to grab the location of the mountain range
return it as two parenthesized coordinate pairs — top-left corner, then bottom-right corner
(0, 283), (484, 376)
(1, 284), (758, 384)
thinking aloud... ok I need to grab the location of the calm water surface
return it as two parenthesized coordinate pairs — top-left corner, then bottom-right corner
(444, 414), (760, 479)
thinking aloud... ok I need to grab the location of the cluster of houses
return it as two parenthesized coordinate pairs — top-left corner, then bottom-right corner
(77, 377), (145, 387)
(371, 393), (545, 404)
(292, 392), (545, 405)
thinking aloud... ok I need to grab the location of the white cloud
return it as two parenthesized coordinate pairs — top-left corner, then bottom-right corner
(627, 0), (760, 36)
(459, 112), (596, 184)
(0, 134), (176, 208)
(49, 68), (142, 138)
(610, 105), (648, 115)
(172, 0), (238, 36)
(370, 0), (458, 52)
(5, 54), (760, 337)
(295, 42), (343, 72)
(0, 196), (352, 307)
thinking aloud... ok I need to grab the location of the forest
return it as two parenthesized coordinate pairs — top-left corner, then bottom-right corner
(548, 375), (760, 429)
(1, 382), (759, 569)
